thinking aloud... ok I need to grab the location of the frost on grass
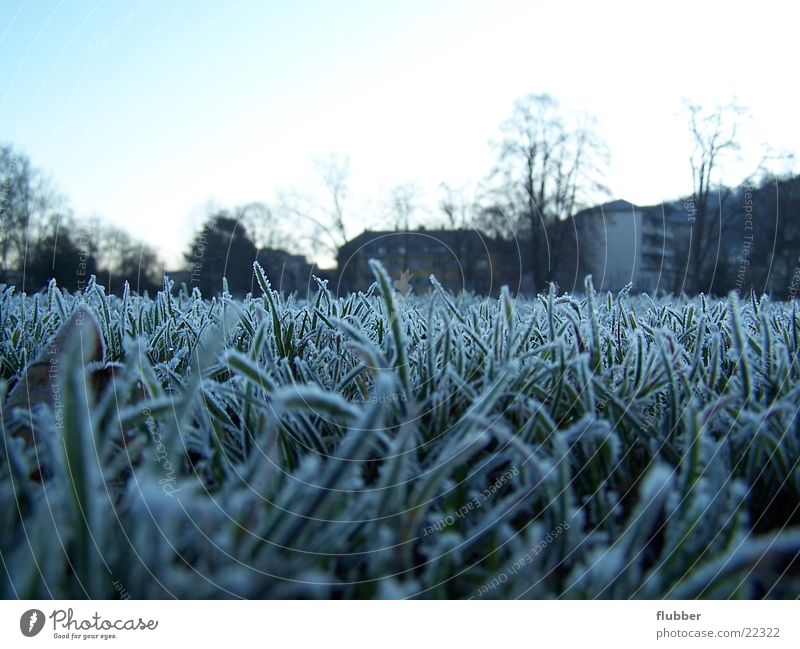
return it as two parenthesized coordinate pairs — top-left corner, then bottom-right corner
(1, 270), (800, 599)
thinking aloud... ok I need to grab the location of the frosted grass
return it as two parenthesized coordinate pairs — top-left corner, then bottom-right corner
(0, 266), (799, 599)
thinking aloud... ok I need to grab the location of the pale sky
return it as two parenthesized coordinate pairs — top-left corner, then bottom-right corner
(1, 0), (797, 267)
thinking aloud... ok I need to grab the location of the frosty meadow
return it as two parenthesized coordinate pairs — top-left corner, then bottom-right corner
(1, 261), (799, 598)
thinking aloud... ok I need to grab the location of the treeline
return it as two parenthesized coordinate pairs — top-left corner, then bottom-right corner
(2, 94), (798, 298)
(710, 175), (800, 298)
(171, 95), (800, 298)
(465, 96), (799, 297)
(0, 144), (163, 294)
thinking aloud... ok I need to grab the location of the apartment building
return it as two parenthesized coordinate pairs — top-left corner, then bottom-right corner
(336, 228), (524, 296)
(573, 199), (692, 294)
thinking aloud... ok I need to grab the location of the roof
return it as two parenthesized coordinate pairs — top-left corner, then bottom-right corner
(573, 199), (640, 218)
(344, 227), (482, 244)
(338, 228), (510, 257)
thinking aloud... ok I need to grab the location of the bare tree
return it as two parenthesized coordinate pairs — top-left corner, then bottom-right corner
(238, 201), (290, 251)
(89, 224), (162, 292)
(487, 94), (609, 291)
(274, 154), (352, 267)
(684, 99), (746, 293)
(387, 183), (422, 231)
(439, 182), (478, 229)
(316, 153), (350, 245)
(0, 145), (62, 279)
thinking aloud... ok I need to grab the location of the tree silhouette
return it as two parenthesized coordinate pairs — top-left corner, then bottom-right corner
(92, 224), (162, 294)
(1, 144), (62, 284)
(184, 212), (258, 296)
(485, 94), (609, 291)
(683, 99), (745, 293)
(23, 215), (98, 292)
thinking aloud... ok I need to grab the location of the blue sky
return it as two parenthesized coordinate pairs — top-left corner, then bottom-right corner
(1, 0), (797, 266)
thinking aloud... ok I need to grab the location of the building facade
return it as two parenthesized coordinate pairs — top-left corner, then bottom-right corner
(573, 199), (692, 294)
(335, 228), (525, 296)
